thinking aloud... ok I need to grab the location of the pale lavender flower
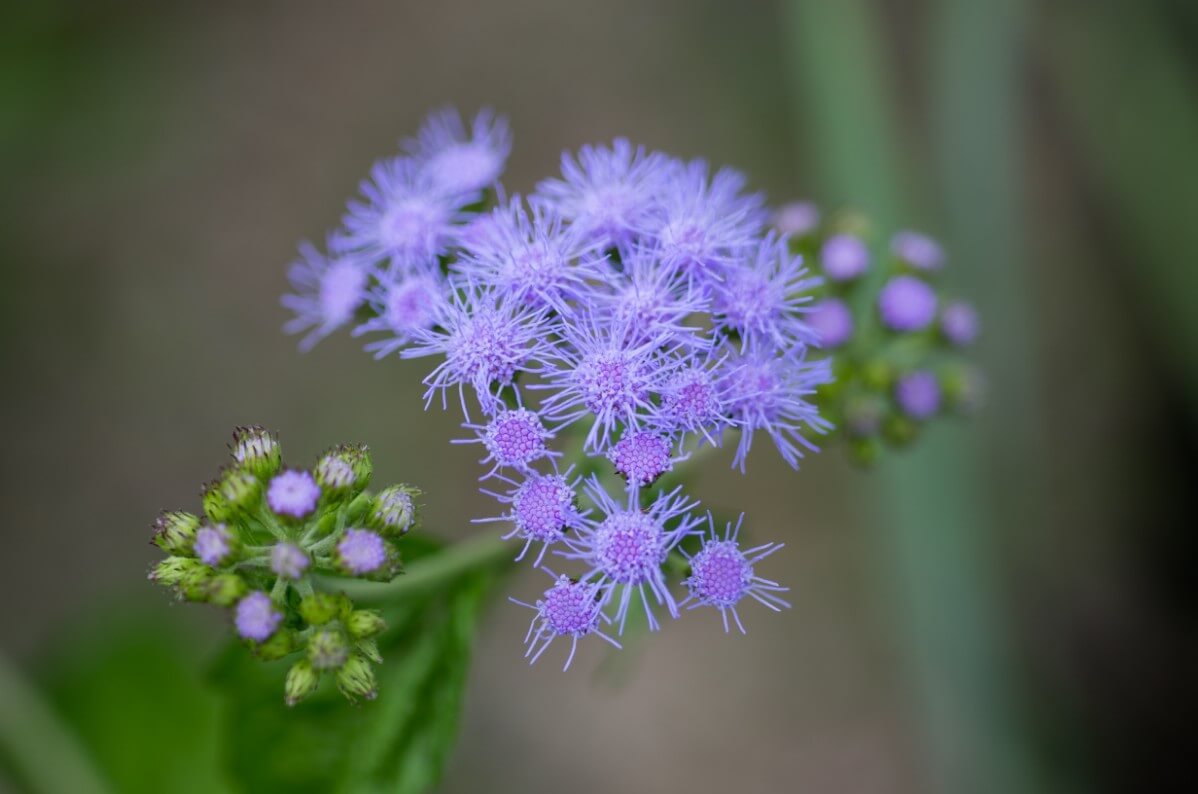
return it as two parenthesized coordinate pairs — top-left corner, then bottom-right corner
(894, 370), (941, 420)
(267, 470), (320, 520)
(282, 241), (369, 352)
(195, 524), (233, 566)
(337, 529), (387, 575)
(722, 348), (832, 471)
(807, 298), (854, 348)
(459, 408), (558, 478)
(454, 198), (606, 311)
(561, 478), (702, 633)
(891, 230), (944, 271)
(535, 311), (681, 450)
(681, 514), (789, 634)
(270, 542), (310, 580)
(478, 470), (584, 565)
(940, 300), (979, 347)
(773, 201), (821, 237)
(235, 592), (283, 642)
(510, 572), (619, 670)
(592, 249), (708, 350)
(819, 234), (869, 281)
(404, 284), (554, 416)
(712, 233), (820, 351)
(533, 139), (670, 248)
(335, 156), (471, 265)
(649, 159), (765, 282)
(878, 275), (937, 332)
(354, 264), (446, 359)
(607, 431), (680, 487)
(404, 107), (511, 195)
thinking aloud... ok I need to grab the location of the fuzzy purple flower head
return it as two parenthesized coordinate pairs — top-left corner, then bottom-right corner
(891, 230), (945, 271)
(195, 524), (233, 566)
(941, 300), (980, 347)
(267, 470), (321, 520)
(337, 529), (388, 575)
(512, 572), (619, 670)
(282, 242), (369, 352)
(808, 298), (854, 348)
(682, 515), (790, 634)
(405, 107), (511, 195)
(235, 592), (283, 642)
(820, 234), (870, 281)
(878, 275), (938, 332)
(608, 431), (676, 487)
(271, 542), (310, 580)
(894, 370), (942, 420)
(773, 200), (821, 237)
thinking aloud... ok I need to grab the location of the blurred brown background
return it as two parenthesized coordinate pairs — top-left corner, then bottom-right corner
(2, 1), (1195, 792)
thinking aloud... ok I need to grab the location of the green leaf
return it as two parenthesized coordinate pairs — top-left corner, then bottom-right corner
(35, 606), (227, 794)
(212, 548), (500, 794)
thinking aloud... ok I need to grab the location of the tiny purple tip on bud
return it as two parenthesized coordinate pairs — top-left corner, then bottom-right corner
(270, 542), (310, 580)
(894, 370), (942, 420)
(940, 301), (980, 347)
(194, 524), (234, 566)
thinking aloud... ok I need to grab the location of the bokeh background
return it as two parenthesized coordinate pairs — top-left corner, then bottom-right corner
(2, 1), (1195, 792)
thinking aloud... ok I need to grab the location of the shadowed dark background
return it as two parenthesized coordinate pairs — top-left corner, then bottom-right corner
(1, 1), (1195, 792)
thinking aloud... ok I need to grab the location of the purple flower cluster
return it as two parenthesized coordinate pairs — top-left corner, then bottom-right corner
(284, 110), (806, 669)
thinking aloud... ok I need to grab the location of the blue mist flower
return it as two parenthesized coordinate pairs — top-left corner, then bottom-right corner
(459, 408), (559, 478)
(353, 263), (447, 359)
(819, 234), (870, 281)
(682, 514), (790, 634)
(591, 248), (709, 350)
(773, 201), (821, 237)
(404, 284), (555, 416)
(453, 197), (607, 311)
(878, 275), (937, 332)
(404, 107), (511, 195)
(335, 156), (472, 265)
(940, 300), (979, 347)
(282, 241), (369, 352)
(561, 477), (702, 633)
(270, 542), (310, 580)
(712, 233), (820, 352)
(477, 469), (585, 565)
(722, 348), (832, 471)
(607, 430), (681, 488)
(808, 298), (854, 348)
(533, 138), (671, 249)
(894, 370), (942, 420)
(535, 311), (681, 450)
(651, 351), (737, 448)
(235, 591), (283, 642)
(511, 571), (620, 670)
(337, 529), (388, 575)
(891, 229), (944, 271)
(266, 469), (321, 519)
(648, 159), (765, 283)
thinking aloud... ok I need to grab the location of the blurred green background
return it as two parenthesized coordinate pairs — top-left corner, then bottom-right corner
(1, 1), (1194, 792)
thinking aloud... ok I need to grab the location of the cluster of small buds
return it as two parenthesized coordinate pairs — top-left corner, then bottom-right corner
(148, 426), (421, 704)
(777, 207), (985, 464)
(281, 109), (980, 670)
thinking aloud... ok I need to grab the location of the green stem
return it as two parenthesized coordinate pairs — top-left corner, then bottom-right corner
(0, 654), (109, 794)
(331, 531), (512, 603)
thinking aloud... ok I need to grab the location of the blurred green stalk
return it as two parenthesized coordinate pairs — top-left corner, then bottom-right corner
(783, 2), (1041, 792)
(0, 653), (109, 794)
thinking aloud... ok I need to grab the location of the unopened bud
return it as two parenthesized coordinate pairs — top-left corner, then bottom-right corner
(284, 660), (320, 707)
(149, 556), (210, 587)
(201, 573), (248, 607)
(336, 654), (378, 703)
(346, 610), (386, 639)
(367, 485), (420, 536)
(230, 425), (282, 480)
(307, 627), (349, 670)
(299, 592), (346, 626)
(355, 637), (383, 665)
(255, 628), (297, 661)
(315, 443), (372, 498)
(151, 511), (200, 554)
(219, 468), (260, 514)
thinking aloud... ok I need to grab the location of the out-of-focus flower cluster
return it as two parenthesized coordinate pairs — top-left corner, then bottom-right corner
(148, 426), (419, 703)
(282, 109), (978, 669)
(778, 207), (984, 465)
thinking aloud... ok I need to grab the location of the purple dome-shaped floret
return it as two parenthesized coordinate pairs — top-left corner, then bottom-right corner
(891, 230), (944, 271)
(894, 370), (942, 420)
(940, 300), (979, 347)
(270, 542), (310, 580)
(235, 592), (283, 642)
(337, 529), (388, 575)
(877, 275), (937, 332)
(607, 431), (676, 487)
(194, 524), (233, 567)
(477, 471), (582, 566)
(682, 514), (790, 634)
(267, 470), (320, 520)
(820, 234), (870, 281)
(807, 298), (854, 348)
(464, 408), (557, 478)
(510, 572), (619, 670)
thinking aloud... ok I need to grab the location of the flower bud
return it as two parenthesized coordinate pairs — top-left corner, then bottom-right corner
(346, 610), (386, 639)
(336, 529), (400, 580)
(284, 660), (320, 707)
(336, 654), (378, 702)
(366, 485), (420, 536)
(315, 444), (372, 498)
(218, 468), (261, 514)
(255, 628), (297, 661)
(883, 414), (919, 447)
(202, 479), (232, 523)
(230, 425), (282, 480)
(355, 637), (382, 664)
(151, 510), (200, 555)
(201, 573), (248, 607)
(148, 556), (211, 588)
(307, 627), (349, 670)
(298, 592), (347, 626)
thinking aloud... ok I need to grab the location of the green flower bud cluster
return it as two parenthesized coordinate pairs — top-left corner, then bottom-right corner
(147, 425), (422, 705)
(783, 211), (985, 466)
